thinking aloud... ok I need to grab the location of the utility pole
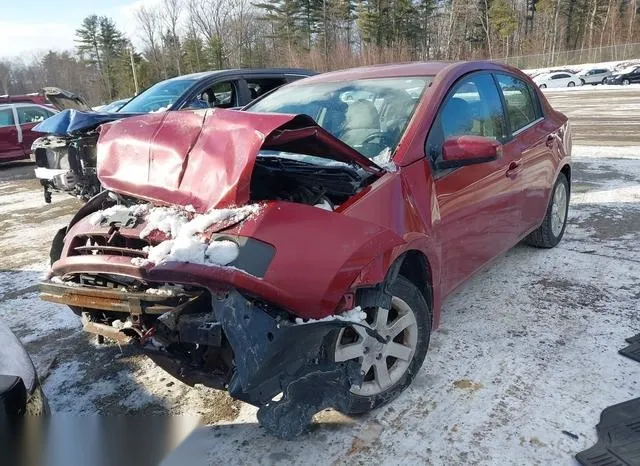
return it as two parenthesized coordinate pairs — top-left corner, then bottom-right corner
(129, 46), (139, 95)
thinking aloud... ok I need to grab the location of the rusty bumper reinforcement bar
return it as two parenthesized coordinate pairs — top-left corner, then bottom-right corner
(39, 281), (203, 315)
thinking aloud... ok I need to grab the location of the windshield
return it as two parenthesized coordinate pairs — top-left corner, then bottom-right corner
(118, 79), (195, 113)
(248, 77), (432, 159)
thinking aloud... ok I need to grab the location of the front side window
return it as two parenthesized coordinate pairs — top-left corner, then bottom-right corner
(495, 74), (539, 133)
(17, 106), (53, 124)
(426, 73), (506, 162)
(0, 108), (14, 127)
(248, 77), (432, 159)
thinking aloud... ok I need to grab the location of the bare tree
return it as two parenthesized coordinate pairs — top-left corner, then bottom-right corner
(162, 0), (183, 74)
(136, 5), (167, 79)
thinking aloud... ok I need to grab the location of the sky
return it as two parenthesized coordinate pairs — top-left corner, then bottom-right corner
(0, 0), (162, 59)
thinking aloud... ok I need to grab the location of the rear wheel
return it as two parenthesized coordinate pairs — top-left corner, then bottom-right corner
(539, 84), (547, 89)
(526, 172), (569, 248)
(333, 276), (431, 414)
(568, 81), (575, 87)
(623, 79), (631, 85)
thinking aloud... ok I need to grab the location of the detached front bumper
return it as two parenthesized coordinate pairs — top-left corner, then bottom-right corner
(39, 279), (363, 438)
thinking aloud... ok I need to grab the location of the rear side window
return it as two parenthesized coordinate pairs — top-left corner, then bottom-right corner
(246, 77), (287, 100)
(426, 73), (507, 162)
(495, 74), (540, 133)
(0, 108), (14, 127)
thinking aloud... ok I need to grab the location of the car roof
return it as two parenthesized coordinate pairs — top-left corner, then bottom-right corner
(290, 62), (453, 84)
(164, 68), (315, 82)
(0, 102), (51, 109)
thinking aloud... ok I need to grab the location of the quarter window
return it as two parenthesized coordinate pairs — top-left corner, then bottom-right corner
(426, 73), (506, 162)
(495, 74), (539, 133)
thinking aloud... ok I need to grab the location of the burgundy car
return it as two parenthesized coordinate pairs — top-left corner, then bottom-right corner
(40, 61), (571, 437)
(0, 103), (57, 163)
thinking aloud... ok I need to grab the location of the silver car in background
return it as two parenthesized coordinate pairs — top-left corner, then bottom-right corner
(577, 68), (612, 85)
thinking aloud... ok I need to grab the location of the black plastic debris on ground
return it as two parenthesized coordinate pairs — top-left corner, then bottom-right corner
(575, 397), (640, 466)
(620, 334), (640, 364)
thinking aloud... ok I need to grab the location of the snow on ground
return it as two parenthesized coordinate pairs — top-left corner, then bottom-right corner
(0, 88), (639, 465)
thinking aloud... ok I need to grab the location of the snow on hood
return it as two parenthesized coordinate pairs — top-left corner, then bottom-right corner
(96, 108), (383, 212)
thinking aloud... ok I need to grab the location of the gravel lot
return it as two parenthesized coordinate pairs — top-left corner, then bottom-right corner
(1, 87), (639, 465)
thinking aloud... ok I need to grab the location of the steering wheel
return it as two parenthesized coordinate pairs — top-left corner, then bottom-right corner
(361, 131), (389, 146)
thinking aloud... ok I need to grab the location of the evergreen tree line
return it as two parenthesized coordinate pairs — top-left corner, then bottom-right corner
(1, 0), (639, 105)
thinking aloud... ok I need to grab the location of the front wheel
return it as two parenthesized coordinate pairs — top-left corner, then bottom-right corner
(526, 172), (569, 248)
(539, 84), (547, 89)
(623, 79), (631, 85)
(332, 276), (431, 414)
(580, 79), (585, 85)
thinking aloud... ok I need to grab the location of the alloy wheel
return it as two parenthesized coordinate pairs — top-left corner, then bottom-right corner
(334, 297), (418, 396)
(551, 181), (568, 237)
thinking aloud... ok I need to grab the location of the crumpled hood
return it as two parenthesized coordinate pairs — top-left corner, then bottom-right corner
(42, 87), (92, 111)
(97, 108), (382, 211)
(33, 108), (139, 135)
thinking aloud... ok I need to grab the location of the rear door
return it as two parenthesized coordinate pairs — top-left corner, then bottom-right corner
(0, 106), (24, 160)
(16, 105), (56, 151)
(428, 72), (523, 294)
(495, 73), (556, 232)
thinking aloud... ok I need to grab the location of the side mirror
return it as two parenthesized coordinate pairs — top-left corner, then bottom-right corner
(436, 135), (502, 170)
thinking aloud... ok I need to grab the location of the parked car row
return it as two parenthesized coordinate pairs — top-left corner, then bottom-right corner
(38, 60), (572, 437)
(530, 63), (640, 89)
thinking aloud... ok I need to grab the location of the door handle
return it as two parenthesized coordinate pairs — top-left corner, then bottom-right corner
(546, 134), (555, 148)
(506, 161), (521, 179)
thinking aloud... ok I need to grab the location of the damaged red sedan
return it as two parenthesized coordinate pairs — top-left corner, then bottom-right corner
(40, 61), (571, 437)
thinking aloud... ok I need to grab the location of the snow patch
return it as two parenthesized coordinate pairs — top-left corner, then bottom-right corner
(89, 204), (138, 226)
(135, 204), (260, 267)
(145, 284), (185, 297)
(294, 306), (367, 325)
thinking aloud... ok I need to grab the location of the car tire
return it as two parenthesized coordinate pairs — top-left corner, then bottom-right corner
(568, 81), (575, 87)
(539, 84), (547, 89)
(331, 275), (431, 415)
(601, 78), (607, 85)
(525, 172), (569, 249)
(580, 79), (585, 85)
(623, 79), (631, 85)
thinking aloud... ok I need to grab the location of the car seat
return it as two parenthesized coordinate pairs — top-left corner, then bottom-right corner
(340, 100), (381, 148)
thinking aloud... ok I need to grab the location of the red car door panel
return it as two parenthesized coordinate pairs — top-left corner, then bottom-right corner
(16, 105), (56, 153)
(0, 107), (24, 161)
(427, 73), (523, 294)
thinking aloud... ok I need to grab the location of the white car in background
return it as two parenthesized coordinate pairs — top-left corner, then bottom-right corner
(577, 68), (612, 85)
(533, 72), (581, 89)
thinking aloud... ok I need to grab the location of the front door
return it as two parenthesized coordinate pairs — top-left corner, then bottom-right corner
(16, 105), (56, 152)
(427, 73), (523, 295)
(0, 106), (24, 161)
